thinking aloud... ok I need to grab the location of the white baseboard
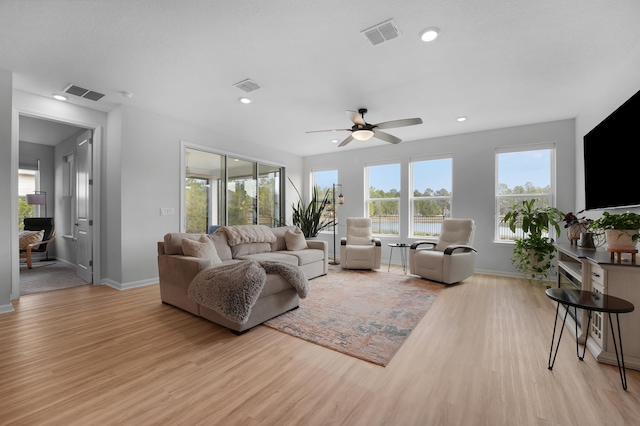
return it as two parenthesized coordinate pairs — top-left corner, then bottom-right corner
(102, 277), (158, 291)
(0, 303), (15, 314)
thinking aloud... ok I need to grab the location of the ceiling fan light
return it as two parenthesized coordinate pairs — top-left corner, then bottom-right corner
(352, 129), (374, 141)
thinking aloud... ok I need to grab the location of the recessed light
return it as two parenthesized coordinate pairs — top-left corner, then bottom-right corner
(419, 27), (440, 42)
(331, 139), (338, 144)
(53, 94), (67, 101)
(456, 116), (467, 122)
(239, 97), (252, 104)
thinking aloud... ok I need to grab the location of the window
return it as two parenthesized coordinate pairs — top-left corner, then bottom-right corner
(410, 156), (452, 237)
(183, 146), (284, 232)
(18, 169), (36, 230)
(366, 162), (400, 235)
(496, 145), (556, 241)
(312, 169), (338, 232)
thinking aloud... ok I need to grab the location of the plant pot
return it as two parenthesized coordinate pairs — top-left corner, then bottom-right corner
(604, 229), (638, 250)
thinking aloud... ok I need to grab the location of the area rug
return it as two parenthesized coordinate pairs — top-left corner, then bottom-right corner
(20, 261), (88, 296)
(264, 265), (443, 366)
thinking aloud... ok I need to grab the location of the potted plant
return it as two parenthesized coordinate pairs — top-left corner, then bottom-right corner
(502, 199), (565, 285)
(289, 178), (334, 238)
(590, 211), (640, 250)
(562, 211), (592, 246)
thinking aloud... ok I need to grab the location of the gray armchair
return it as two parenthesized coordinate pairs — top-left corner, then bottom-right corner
(340, 217), (381, 270)
(409, 218), (477, 284)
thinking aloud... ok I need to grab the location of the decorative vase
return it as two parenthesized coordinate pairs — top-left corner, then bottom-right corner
(604, 229), (638, 250)
(567, 223), (588, 245)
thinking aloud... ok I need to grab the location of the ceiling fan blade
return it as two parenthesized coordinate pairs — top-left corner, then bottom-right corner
(338, 135), (354, 147)
(374, 117), (423, 129)
(305, 128), (350, 134)
(346, 110), (365, 126)
(373, 130), (402, 144)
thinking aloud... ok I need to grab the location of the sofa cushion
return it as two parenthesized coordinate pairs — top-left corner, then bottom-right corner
(207, 229), (233, 261)
(19, 230), (44, 249)
(223, 225), (276, 246)
(182, 235), (222, 264)
(164, 233), (202, 255)
(276, 249), (324, 266)
(235, 252), (299, 266)
(285, 228), (308, 251)
(270, 225), (296, 252)
(232, 242), (273, 258)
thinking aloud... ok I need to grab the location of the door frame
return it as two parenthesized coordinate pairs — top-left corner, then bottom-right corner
(11, 108), (102, 300)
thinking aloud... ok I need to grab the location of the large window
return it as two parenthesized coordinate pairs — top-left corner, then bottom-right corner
(496, 145), (556, 241)
(312, 169), (338, 232)
(183, 146), (283, 232)
(410, 156), (452, 237)
(366, 162), (400, 235)
(18, 169), (36, 230)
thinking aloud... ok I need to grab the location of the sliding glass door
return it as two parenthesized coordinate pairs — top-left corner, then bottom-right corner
(182, 145), (284, 231)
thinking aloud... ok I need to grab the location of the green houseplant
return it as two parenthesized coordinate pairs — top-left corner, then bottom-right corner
(289, 178), (334, 238)
(502, 199), (565, 285)
(590, 211), (640, 249)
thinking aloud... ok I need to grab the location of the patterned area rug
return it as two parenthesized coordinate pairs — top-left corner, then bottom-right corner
(264, 265), (443, 366)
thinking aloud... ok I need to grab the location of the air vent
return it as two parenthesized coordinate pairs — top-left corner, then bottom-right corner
(362, 19), (400, 46)
(233, 78), (261, 93)
(63, 84), (105, 101)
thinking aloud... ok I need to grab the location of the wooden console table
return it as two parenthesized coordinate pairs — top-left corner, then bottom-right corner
(555, 243), (640, 371)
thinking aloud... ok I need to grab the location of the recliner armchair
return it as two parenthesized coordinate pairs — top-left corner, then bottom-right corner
(340, 217), (381, 270)
(409, 218), (477, 284)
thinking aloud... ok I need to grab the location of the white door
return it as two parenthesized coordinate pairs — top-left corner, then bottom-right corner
(76, 130), (93, 283)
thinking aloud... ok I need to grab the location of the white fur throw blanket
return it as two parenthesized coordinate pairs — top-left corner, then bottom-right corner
(222, 225), (276, 246)
(188, 260), (309, 324)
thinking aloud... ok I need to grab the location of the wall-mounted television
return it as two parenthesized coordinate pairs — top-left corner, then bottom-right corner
(584, 89), (640, 210)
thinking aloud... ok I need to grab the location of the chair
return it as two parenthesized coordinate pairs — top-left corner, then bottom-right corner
(20, 217), (56, 269)
(340, 217), (381, 270)
(409, 218), (477, 284)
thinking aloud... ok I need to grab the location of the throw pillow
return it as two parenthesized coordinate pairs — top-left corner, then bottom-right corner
(182, 235), (222, 264)
(19, 230), (45, 249)
(285, 228), (308, 251)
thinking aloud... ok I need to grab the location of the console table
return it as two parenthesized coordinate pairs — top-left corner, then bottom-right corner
(555, 243), (640, 371)
(545, 288), (634, 390)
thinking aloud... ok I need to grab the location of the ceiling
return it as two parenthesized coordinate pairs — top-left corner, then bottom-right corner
(2, 0), (639, 157)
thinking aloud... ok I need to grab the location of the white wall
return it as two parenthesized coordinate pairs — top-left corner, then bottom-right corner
(0, 69), (14, 312)
(103, 105), (304, 288)
(303, 119), (576, 276)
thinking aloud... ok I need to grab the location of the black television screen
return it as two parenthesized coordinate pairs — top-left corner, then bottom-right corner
(584, 89), (640, 210)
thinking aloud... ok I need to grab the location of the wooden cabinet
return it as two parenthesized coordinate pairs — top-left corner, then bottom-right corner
(556, 244), (640, 370)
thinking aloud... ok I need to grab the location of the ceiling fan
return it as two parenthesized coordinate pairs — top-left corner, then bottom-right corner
(306, 108), (423, 147)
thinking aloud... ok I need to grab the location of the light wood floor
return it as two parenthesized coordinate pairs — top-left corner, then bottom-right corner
(1, 269), (639, 425)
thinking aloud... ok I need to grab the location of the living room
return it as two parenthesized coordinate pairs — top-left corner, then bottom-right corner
(1, 1), (640, 423)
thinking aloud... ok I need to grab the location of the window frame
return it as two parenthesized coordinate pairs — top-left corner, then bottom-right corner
(365, 161), (401, 236)
(495, 143), (557, 242)
(180, 142), (285, 232)
(409, 155), (453, 238)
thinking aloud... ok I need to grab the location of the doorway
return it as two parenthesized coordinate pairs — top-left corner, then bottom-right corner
(18, 115), (94, 296)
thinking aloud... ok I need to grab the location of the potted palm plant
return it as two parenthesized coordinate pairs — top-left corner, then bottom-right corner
(502, 199), (565, 285)
(590, 211), (640, 250)
(289, 178), (333, 238)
